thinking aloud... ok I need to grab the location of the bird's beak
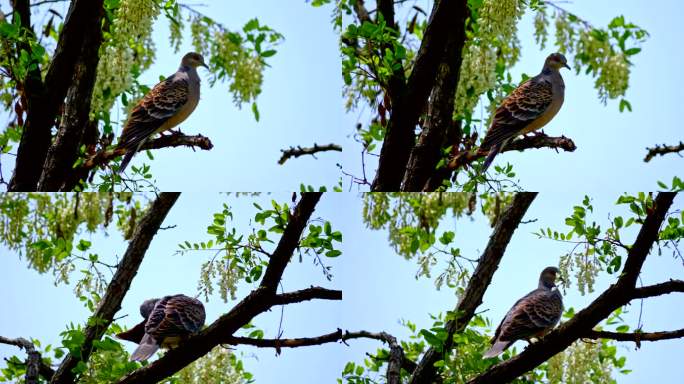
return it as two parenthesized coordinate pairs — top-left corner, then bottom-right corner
(200, 61), (209, 69)
(563, 63), (571, 70)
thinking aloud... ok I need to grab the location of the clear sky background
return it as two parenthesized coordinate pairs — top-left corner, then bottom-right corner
(342, 0), (684, 192)
(1, 192), (683, 383)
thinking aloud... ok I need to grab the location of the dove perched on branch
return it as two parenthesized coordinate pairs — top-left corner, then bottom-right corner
(116, 294), (206, 362)
(480, 53), (570, 172)
(116, 52), (208, 173)
(483, 266), (564, 358)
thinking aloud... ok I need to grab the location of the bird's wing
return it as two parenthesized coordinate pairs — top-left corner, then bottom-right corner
(497, 289), (557, 342)
(117, 75), (189, 151)
(145, 295), (206, 339)
(480, 77), (553, 150)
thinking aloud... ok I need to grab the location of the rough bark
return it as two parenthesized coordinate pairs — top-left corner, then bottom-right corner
(38, 4), (105, 191)
(50, 193), (180, 384)
(371, 0), (469, 191)
(402, 14), (468, 191)
(0, 335), (53, 383)
(408, 192), (538, 384)
(9, 0), (106, 191)
(467, 192), (675, 384)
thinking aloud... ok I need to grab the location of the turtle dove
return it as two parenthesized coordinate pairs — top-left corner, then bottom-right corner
(116, 294), (206, 362)
(480, 53), (570, 172)
(483, 266), (564, 358)
(116, 52), (208, 173)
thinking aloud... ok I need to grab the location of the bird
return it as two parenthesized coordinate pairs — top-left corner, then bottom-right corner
(116, 52), (208, 173)
(479, 53), (570, 172)
(482, 266), (564, 358)
(116, 294), (206, 362)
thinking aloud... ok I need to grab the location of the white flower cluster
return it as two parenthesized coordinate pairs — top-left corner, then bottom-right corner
(455, 0), (525, 116)
(90, 0), (161, 118)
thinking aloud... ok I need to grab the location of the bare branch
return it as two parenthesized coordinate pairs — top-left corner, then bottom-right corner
(631, 279), (684, 299)
(50, 193), (180, 384)
(447, 134), (577, 171)
(467, 192), (675, 384)
(343, 330), (405, 383)
(277, 143), (342, 165)
(272, 286), (342, 305)
(0, 335), (54, 383)
(644, 141), (684, 162)
(583, 328), (684, 348)
(225, 329), (343, 350)
(81, 133), (214, 171)
(409, 192), (538, 384)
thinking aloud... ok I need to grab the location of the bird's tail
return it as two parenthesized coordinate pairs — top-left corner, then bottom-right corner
(118, 151), (135, 174)
(482, 340), (511, 358)
(481, 144), (501, 173)
(130, 333), (159, 362)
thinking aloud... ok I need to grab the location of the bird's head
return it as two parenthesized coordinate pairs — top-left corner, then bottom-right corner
(181, 52), (209, 69)
(545, 52), (571, 71)
(539, 266), (563, 289)
(140, 298), (160, 319)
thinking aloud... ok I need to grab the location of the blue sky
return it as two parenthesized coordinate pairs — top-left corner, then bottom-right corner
(1, 192), (683, 383)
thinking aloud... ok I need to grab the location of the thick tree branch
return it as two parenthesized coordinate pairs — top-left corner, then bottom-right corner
(372, 0), (469, 191)
(50, 193), (180, 384)
(352, 0), (371, 23)
(644, 141), (684, 162)
(10, 0), (105, 191)
(37, 2), (105, 191)
(402, 11), (468, 191)
(79, 133), (214, 172)
(631, 279), (684, 299)
(0, 335), (54, 383)
(277, 143), (342, 165)
(116, 193), (322, 384)
(447, 133), (576, 171)
(272, 286), (343, 305)
(467, 192), (675, 384)
(583, 328), (684, 347)
(408, 192), (537, 384)
(343, 330), (405, 384)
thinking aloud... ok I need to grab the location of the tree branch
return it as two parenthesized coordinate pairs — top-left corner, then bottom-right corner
(0, 335), (54, 383)
(343, 330), (406, 384)
(80, 133), (214, 172)
(115, 193), (323, 384)
(467, 192), (675, 384)
(50, 193), (180, 384)
(408, 192), (537, 384)
(271, 286), (343, 305)
(225, 329), (343, 350)
(447, 133), (577, 171)
(583, 328), (684, 347)
(644, 141), (684, 162)
(277, 143), (342, 165)
(631, 279), (684, 299)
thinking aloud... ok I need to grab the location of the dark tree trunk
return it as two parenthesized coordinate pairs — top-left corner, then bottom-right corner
(371, 0), (469, 191)
(38, 4), (105, 191)
(9, 0), (106, 191)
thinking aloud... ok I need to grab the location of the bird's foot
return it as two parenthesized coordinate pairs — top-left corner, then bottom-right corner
(532, 130), (547, 137)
